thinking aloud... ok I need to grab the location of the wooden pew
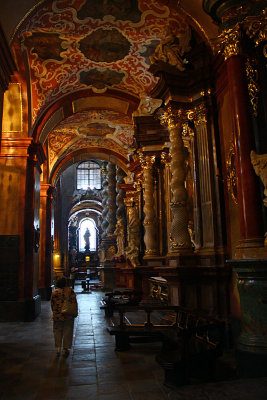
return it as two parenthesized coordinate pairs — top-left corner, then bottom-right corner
(104, 304), (226, 385)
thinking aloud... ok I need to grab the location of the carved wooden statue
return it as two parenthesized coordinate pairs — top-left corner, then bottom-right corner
(150, 25), (191, 71)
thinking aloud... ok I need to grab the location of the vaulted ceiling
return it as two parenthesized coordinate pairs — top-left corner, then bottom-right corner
(0, 0), (217, 180)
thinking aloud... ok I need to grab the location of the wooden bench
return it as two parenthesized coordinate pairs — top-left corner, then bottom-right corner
(105, 305), (183, 351)
(156, 309), (226, 387)
(105, 304), (226, 385)
(100, 290), (141, 317)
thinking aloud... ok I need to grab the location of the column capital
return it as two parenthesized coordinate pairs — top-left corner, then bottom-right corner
(161, 152), (171, 167)
(159, 106), (184, 129)
(212, 25), (242, 60)
(190, 103), (208, 126)
(138, 152), (156, 170)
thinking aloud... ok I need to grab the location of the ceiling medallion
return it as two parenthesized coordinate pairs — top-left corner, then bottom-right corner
(80, 68), (124, 89)
(78, 28), (131, 62)
(78, 123), (115, 137)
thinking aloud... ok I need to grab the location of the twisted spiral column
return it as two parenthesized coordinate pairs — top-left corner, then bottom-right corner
(101, 162), (109, 241)
(116, 166), (127, 227)
(116, 166), (127, 240)
(160, 106), (191, 252)
(107, 162), (117, 235)
(142, 155), (158, 256)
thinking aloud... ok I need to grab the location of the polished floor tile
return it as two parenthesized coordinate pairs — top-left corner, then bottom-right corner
(0, 285), (267, 399)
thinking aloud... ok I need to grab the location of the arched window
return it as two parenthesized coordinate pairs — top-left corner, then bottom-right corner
(79, 218), (97, 252)
(77, 161), (101, 190)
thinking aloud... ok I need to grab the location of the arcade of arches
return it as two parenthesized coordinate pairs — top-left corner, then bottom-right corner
(0, 0), (267, 378)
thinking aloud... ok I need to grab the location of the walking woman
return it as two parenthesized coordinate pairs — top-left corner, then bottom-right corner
(51, 276), (78, 356)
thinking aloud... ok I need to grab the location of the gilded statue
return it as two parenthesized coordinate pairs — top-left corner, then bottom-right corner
(150, 25), (191, 71)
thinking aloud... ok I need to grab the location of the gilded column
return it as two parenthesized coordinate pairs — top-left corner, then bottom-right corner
(160, 106), (192, 253)
(214, 26), (264, 255)
(140, 154), (158, 256)
(107, 162), (117, 235)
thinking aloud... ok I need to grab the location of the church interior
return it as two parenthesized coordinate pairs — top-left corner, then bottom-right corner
(0, 0), (267, 398)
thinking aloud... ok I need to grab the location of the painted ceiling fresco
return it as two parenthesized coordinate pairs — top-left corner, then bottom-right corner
(13, 0), (192, 174)
(48, 110), (134, 171)
(17, 0), (191, 123)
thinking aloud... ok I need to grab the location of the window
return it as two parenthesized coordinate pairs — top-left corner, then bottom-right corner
(79, 218), (97, 251)
(77, 161), (101, 190)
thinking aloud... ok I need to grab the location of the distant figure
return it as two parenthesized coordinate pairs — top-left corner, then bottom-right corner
(50, 276), (78, 357)
(84, 228), (91, 251)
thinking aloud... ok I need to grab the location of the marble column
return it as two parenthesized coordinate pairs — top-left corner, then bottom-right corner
(160, 106), (192, 253)
(215, 26), (264, 257)
(141, 154), (158, 256)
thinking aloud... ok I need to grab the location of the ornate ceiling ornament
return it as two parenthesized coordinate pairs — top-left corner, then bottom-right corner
(245, 58), (259, 117)
(226, 142), (238, 205)
(150, 25), (191, 71)
(133, 92), (162, 117)
(78, 29), (131, 63)
(212, 25), (241, 60)
(243, 9), (267, 46)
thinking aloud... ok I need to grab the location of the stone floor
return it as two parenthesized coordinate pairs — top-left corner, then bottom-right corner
(0, 284), (267, 400)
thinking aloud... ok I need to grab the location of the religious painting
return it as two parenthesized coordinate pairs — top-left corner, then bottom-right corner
(78, 29), (131, 62)
(80, 68), (124, 89)
(78, 123), (116, 137)
(77, 0), (141, 23)
(23, 32), (65, 61)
